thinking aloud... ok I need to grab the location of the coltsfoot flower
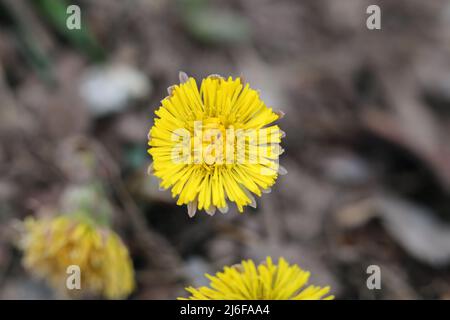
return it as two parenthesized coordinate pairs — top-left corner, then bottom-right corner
(19, 215), (135, 299)
(179, 257), (333, 300)
(148, 72), (286, 216)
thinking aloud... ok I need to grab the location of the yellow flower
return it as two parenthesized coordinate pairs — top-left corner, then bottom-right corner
(19, 215), (135, 299)
(148, 72), (286, 216)
(179, 257), (334, 300)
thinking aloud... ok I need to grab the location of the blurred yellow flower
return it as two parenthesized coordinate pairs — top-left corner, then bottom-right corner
(148, 72), (285, 217)
(179, 257), (333, 300)
(19, 215), (135, 299)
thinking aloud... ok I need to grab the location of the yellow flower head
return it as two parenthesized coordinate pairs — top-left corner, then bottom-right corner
(148, 72), (286, 216)
(19, 215), (135, 299)
(179, 257), (333, 300)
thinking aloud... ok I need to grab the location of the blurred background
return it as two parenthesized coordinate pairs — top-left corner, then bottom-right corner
(1, 0), (450, 299)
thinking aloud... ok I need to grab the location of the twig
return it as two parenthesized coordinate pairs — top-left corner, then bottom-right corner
(91, 141), (183, 277)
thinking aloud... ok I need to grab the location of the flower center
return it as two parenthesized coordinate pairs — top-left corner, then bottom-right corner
(192, 118), (231, 166)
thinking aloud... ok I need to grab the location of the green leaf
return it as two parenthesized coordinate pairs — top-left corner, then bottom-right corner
(32, 0), (105, 61)
(179, 0), (251, 45)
